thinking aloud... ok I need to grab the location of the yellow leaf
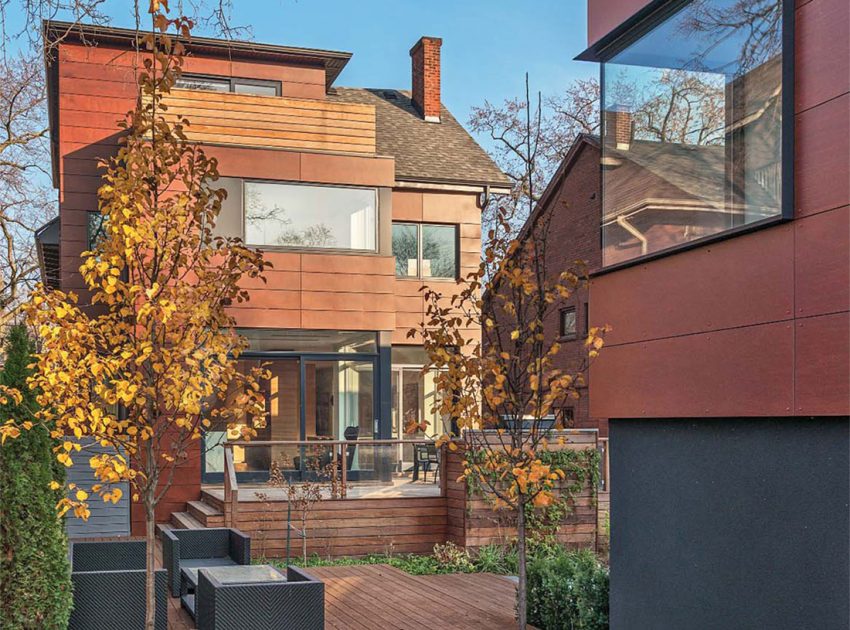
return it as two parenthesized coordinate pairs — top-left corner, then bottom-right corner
(75, 489), (89, 501)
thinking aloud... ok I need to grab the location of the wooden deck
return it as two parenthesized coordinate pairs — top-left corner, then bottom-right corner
(309, 564), (520, 630)
(75, 536), (522, 629)
(167, 561), (520, 629)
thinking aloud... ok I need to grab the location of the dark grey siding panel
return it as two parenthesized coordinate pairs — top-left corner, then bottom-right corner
(610, 417), (850, 630)
(64, 441), (130, 539)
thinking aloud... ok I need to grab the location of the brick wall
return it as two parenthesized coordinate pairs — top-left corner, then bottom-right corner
(485, 137), (606, 434)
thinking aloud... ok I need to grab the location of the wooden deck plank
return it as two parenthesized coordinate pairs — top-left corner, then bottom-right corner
(141, 539), (522, 629)
(310, 564), (521, 629)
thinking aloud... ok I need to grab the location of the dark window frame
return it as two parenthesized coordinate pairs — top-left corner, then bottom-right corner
(392, 221), (460, 281)
(176, 73), (282, 96)
(559, 306), (577, 340)
(588, 0), (795, 276)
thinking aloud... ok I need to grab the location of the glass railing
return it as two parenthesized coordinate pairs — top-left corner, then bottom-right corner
(221, 439), (445, 504)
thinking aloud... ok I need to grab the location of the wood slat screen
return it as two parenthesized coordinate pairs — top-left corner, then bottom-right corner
(144, 88), (377, 154)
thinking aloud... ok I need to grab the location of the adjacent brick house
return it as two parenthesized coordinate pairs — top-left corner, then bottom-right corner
(37, 22), (510, 540)
(484, 134), (606, 434)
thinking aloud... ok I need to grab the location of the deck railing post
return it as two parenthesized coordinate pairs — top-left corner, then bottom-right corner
(341, 445), (348, 499)
(223, 443), (239, 528)
(439, 444), (447, 497)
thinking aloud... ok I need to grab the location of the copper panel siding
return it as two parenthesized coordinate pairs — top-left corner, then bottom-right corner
(587, 0), (653, 47)
(794, 206), (850, 318)
(795, 312), (850, 414)
(795, 0), (850, 112)
(590, 321), (795, 418)
(392, 190), (424, 221)
(795, 93), (850, 217)
(60, 43), (327, 100)
(591, 224), (795, 346)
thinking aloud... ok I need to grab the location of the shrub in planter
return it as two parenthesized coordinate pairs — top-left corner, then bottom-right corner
(527, 547), (609, 630)
(0, 325), (73, 629)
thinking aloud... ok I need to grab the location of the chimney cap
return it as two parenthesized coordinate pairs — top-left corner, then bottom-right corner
(409, 36), (442, 56)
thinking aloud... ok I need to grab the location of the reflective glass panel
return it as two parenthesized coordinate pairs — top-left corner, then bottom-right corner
(601, 0), (783, 266)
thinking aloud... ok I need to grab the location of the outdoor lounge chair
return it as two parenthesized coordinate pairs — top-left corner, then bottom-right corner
(161, 527), (251, 597)
(69, 540), (168, 630)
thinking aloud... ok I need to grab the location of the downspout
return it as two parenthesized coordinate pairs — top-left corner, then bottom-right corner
(617, 214), (647, 256)
(477, 185), (491, 210)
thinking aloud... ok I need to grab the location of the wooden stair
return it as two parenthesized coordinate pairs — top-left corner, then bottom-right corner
(170, 495), (225, 530)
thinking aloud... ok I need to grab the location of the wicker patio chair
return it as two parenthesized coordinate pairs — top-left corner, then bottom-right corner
(69, 540), (168, 630)
(161, 527), (251, 597)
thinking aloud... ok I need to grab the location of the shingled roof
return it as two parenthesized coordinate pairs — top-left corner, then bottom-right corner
(330, 88), (511, 190)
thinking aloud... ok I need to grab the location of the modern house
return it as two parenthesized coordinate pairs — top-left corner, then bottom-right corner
(577, 0), (849, 628)
(37, 22), (512, 541)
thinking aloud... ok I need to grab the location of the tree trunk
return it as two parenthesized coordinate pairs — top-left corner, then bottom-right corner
(516, 502), (527, 629)
(145, 498), (156, 630)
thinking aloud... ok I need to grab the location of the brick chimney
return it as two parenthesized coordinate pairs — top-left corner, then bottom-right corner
(410, 36), (442, 123)
(604, 105), (633, 150)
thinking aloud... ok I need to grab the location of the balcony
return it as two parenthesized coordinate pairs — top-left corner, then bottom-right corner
(148, 88), (377, 155)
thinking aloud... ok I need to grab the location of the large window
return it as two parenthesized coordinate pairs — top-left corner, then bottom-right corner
(392, 223), (458, 279)
(244, 181), (377, 251)
(600, 0), (786, 267)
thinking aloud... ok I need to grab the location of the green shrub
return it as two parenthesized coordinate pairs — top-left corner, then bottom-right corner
(432, 541), (474, 573)
(473, 543), (517, 574)
(527, 547), (609, 630)
(0, 324), (73, 629)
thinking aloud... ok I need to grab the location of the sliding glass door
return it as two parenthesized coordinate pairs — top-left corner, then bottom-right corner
(202, 330), (381, 483)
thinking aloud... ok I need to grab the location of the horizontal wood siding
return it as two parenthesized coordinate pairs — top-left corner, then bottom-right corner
(65, 441), (130, 538)
(147, 89), (376, 154)
(211, 493), (448, 558)
(445, 433), (600, 551)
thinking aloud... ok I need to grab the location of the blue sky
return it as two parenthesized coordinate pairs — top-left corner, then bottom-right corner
(32, 0), (597, 145)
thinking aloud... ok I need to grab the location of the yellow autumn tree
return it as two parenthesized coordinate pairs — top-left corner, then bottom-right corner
(1, 5), (269, 629)
(412, 202), (607, 628)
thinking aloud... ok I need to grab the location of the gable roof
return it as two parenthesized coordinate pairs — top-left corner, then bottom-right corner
(516, 133), (601, 243)
(330, 88), (511, 190)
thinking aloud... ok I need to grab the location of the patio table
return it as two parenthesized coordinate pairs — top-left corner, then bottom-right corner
(181, 564), (286, 620)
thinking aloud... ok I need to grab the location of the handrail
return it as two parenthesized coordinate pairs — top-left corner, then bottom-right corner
(223, 438), (438, 447)
(223, 443), (239, 527)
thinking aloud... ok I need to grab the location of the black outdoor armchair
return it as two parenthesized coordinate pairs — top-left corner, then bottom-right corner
(161, 527), (252, 597)
(69, 540), (168, 630)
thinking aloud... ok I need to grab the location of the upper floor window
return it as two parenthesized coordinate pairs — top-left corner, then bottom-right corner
(244, 181), (377, 251)
(600, 0), (787, 267)
(175, 74), (281, 96)
(559, 306), (577, 340)
(392, 223), (458, 280)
